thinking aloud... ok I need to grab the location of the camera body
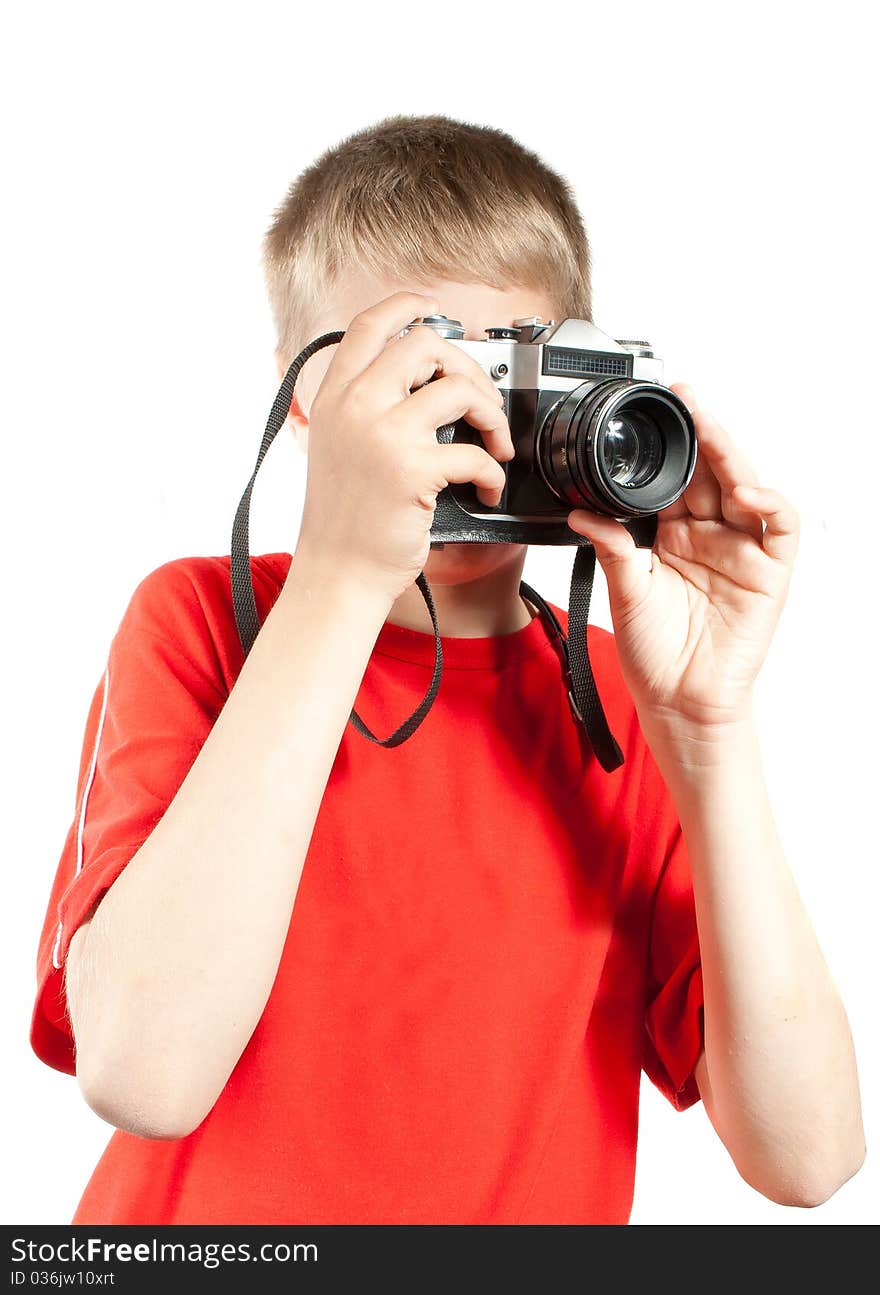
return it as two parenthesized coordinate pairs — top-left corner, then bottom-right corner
(407, 315), (697, 548)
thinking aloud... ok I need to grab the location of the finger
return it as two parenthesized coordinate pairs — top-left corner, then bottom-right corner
(681, 444), (724, 522)
(367, 326), (507, 419)
(665, 383), (722, 522)
(732, 485), (800, 565)
(426, 441), (509, 508)
(403, 373), (514, 466)
(659, 517), (777, 595)
(323, 291), (441, 388)
(691, 407), (764, 539)
(565, 509), (648, 610)
(691, 407), (760, 493)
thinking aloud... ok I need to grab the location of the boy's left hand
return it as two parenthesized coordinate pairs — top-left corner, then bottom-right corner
(566, 384), (800, 741)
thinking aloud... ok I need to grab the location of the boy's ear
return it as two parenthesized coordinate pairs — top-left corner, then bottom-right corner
(287, 394), (309, 454)
(275, 348), (309, 452)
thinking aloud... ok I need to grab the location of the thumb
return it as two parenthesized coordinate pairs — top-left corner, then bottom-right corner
(566, 509), (649, 610)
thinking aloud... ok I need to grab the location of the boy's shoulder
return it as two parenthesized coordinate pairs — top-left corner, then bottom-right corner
(114, 551), (290, 644)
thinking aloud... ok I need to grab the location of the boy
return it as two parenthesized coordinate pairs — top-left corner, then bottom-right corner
(30, 115), (864, 1224)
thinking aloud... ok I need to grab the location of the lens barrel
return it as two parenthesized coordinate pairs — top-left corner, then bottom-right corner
(537, 379), (696, 517)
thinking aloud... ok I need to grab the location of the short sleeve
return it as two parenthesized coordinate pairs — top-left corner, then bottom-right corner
(642, 821), (705, 1111)
(29, 559), (229, 1076)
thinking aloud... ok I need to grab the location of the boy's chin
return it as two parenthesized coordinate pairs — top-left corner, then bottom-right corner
(422, 539), (524, 584)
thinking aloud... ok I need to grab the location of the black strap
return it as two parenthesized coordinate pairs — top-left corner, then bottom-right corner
(231, 334), (625, 768)
(566, 546), (625, 770)
(520, 561), (624, 772)
(347, 571), (444, 748)
(231, 331), (345, 656)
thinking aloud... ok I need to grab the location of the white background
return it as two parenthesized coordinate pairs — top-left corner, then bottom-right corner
(2, 0), (876, 1226)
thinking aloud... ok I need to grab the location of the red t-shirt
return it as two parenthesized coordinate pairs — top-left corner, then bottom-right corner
(30, 550), (704, 1225)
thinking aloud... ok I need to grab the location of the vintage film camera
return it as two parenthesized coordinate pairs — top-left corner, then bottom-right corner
(231, 311), (698, 768)
(406, 314), (697, 548)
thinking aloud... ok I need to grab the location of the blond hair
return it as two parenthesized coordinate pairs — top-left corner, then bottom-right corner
(262, 114), (593, 366)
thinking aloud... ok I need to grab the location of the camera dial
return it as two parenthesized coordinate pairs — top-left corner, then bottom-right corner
(615, 340), (655, 358)
(407, 314), (465, 339)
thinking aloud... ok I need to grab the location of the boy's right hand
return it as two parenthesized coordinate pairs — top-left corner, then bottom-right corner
(295, 291), (515, 606)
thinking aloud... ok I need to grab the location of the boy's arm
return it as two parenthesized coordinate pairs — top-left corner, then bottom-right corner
(67, 551), (391, 1139)
(568, 385), (865, 1208)
(646, 713), (864, 1208)
(64, 291), (512, 1139)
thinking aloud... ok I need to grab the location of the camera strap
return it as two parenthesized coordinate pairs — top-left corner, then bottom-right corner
(230, 333), (625, 773)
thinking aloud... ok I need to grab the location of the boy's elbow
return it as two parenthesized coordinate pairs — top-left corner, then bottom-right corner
(740, 1135), (867, 1210)
(77, 1055), (205, 1142)
(67, 921), (212, 1141)
(785, 1141), (866, 1209)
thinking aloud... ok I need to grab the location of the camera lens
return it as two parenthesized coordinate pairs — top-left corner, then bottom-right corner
(602, 411), (664, 488)
(537, 379), (696, 517)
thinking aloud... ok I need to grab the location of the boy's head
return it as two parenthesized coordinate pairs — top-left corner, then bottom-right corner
(261, 115), (593, 588)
